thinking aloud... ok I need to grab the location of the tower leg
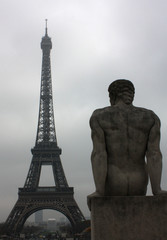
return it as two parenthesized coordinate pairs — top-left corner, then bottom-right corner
(4, 190), (85, 235)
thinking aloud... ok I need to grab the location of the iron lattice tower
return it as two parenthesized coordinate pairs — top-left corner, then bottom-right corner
(4, 21), (85, 235)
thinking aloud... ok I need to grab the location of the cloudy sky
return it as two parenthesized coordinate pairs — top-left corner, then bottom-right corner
(1, 0), (167, 222)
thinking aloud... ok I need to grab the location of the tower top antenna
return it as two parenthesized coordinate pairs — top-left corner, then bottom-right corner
(45, 19), (48, 35)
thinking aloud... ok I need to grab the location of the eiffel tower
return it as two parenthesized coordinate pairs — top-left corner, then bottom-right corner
(4, 21), (85, 235)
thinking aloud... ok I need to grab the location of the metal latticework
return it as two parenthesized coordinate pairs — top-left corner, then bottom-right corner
(4, 188), (85, 235)
(36, 28), (57, 146)
(23, 149), (69, 189)
(4, 23), (85, 236)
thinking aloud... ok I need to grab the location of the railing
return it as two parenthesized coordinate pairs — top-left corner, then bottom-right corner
(18, 187), (73, 193)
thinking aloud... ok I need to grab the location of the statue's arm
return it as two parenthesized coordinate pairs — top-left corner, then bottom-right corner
(89, 111), (107, 196)
(146, 113), (165, 195)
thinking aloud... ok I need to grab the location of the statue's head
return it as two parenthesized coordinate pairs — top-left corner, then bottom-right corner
(108, 79), (135, 105)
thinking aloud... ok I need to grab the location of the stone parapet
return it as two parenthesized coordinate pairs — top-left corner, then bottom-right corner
(91, 196), (167, 240)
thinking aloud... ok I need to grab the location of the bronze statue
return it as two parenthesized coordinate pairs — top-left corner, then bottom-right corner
(88, 79), (167, 209)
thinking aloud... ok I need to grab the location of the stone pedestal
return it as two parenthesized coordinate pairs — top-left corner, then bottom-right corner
(91, 196), (167, 240)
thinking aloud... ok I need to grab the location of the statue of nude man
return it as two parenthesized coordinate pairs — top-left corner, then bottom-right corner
(88, 79), (167, 209)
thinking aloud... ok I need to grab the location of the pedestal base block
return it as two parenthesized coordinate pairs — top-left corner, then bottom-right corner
(91, 196), (167, 240)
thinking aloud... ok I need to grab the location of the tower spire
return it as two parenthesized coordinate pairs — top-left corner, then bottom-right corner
(45, 19), (48, 36)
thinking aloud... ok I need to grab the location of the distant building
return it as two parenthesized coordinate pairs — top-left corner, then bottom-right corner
(35, 210), (43, 224)
(47, 218), (57, 231)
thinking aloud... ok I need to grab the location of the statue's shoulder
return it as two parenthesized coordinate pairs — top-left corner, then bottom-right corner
(133, 106), (159, 120)
(91, 106), (111, 118)
(90, 107), (111, 127)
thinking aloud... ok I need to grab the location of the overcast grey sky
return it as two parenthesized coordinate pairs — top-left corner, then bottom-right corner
(1, 0), (167, 222)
